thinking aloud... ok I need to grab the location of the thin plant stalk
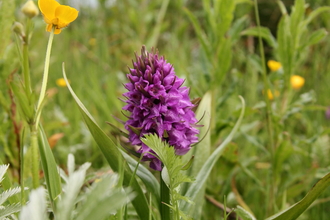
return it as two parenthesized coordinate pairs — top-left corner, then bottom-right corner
(22, 18), (32, 95)
(253, 0), (276, 215)
(30, 128), (39, 188)
(35, 27), (55, 128)
(30, 27), (55, 188)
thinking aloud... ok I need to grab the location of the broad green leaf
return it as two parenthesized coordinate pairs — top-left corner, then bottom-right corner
(277, 14), (293, 77)
(181, 96), (245, 212)
(181, 91), (211, 218)
(38, 126), (62, 202)
(300, 29), (328, 49)
(290, 0), (305, 39)
(184, 91), (211, 179)
(62, 64), (150, 219)
(266, 172), (330, 220)
(241, 27), (277, 48)
(217, 0), (236, 38)
(215, 37), (232, 84)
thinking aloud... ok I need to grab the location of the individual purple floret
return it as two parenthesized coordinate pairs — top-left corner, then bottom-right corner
(122, 46), (199, 171)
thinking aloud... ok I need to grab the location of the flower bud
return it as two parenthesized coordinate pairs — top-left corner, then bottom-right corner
(290, 75), (305, 90)
(21, 0), (39, 19)
(12, 22), (25, 38)
(265, 89), (279, 100)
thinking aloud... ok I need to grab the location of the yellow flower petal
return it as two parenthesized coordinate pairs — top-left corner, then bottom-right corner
(55, 5), (78, 29)
(54, 28), (62, 34)
(38, 0), (59, 23)
(46, 23), (53, 32)
(290, 75), (305, 90)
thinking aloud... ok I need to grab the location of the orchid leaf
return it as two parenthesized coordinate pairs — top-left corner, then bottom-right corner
(62, 63), (150, 219)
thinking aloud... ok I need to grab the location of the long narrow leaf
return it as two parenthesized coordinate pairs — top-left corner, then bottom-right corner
(62, 63), (150, 219)
(121, 150), (160, 203)
(38, 126), (62, 202)
(265, 172), (330, 220)
(181, 96), (245, 212)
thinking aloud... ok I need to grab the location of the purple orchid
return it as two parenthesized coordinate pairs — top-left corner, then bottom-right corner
(122, 46), (199, 171)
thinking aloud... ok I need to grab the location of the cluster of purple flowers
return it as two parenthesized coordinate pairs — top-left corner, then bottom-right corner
(122, 46), (199, 171)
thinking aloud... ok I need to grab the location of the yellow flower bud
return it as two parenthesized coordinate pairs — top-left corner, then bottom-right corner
(89, 38), (97, 47)
(267, 60), (282, 72)
(290, 75), (305, 90)
(21, 0), (39, 18)
(12, 22), (25, 38)
(266, 89), (280, 100)
(56, 78), (69, 87)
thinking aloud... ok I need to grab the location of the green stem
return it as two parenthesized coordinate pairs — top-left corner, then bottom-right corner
(253, 0), (276, 215)
(160, 175), (171, 220)
(22, 19), (32, 95)
(35, 28), (55, 128)
(20, 128), (26, 204)
(30, 128), (39, 189)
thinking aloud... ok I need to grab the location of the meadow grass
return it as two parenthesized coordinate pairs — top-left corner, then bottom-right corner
(1, 0), (330, 219)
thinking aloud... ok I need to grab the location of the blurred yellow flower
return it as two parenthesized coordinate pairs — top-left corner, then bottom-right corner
(22, 0), (40, 18)
(267, 60), (282, 72)
(56, 78), (69, 87)
(38, 0), (78, 34)
(89, 38), (97, 47)
(267, 89), (280, 100)
(290, 75), (305, 90)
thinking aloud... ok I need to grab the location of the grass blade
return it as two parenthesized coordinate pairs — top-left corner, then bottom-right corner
(265, 172), (330, 220)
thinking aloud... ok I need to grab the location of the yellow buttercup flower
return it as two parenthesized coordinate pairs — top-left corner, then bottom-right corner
(38, 0), (78, 34)
(267, 60), (282, 72)
(56, 78), (69, 87)
(290, 75), (305, 90)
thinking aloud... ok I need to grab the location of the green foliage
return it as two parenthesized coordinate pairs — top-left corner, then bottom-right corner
(141, 134), (193, 220)
(19, 154), (135, 220)
(0, 164), (22, 219)
(266, 172), (330, 220)
(38, 126), (62, 203)
(181, 96), (245, 214)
